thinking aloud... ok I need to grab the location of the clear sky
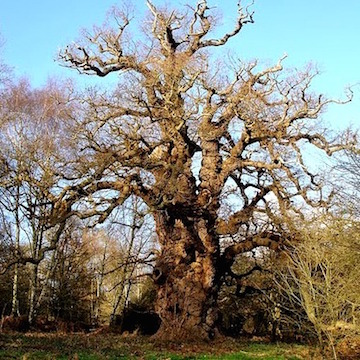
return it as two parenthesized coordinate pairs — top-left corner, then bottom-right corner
(1, 0), (359, 129)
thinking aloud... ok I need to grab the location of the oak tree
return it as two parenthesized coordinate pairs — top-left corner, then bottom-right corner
(59, 1), (354, 339)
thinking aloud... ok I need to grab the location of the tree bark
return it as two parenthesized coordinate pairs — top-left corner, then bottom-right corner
(28, 263), (39, 325)
(11, 263), (20, 317)
(153, 211), (221, 340)
(11, 184), (21, 317)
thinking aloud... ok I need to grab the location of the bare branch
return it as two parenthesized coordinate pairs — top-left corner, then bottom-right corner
(223, 231), (281, 262)
(197, 1), (254, 50)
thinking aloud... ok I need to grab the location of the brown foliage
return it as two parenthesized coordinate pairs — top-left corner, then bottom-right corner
(1, 315), (29, 332)
(336, 337), (360, 359)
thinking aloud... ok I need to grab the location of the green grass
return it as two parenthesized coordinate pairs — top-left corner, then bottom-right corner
(0, 332), (314, 359)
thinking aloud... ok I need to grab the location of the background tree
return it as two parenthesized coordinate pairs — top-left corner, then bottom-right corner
(332, 150), (360, 216)
(275, 214), (360, 359)
(0, 35), (11, 88)
(0, 78), (77, 324)
(54, 0), (356, 339)
(44, 220), (94, 326)
(82, 196), (155, 326)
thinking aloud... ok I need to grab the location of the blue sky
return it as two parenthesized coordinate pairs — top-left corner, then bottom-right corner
(0, 0), (359, 129)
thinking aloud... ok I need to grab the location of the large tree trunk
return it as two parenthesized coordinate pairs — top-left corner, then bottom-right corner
(153, 211), (221, 340)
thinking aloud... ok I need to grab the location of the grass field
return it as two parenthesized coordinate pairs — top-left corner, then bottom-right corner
(0, 332), (318, 359)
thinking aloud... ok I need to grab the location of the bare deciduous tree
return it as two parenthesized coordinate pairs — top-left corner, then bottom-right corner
(0, 78), (77, 324)
(333, 149), (360, 216)
(83, 196), (154, 326)
(58, 1), (355, 339)
(276, 215), (360, 359)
